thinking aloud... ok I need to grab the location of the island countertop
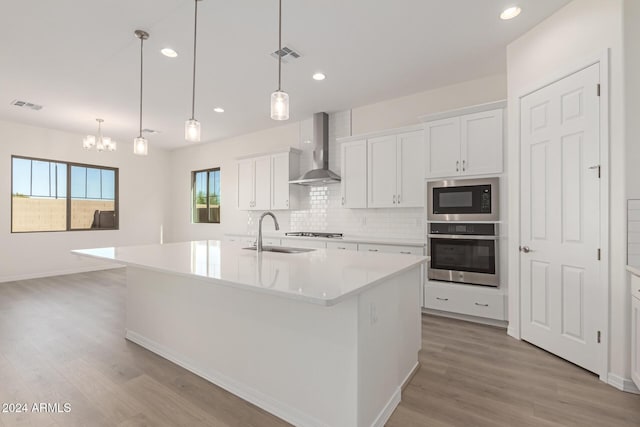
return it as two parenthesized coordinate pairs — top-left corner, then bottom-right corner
(72, 240), (427, 306)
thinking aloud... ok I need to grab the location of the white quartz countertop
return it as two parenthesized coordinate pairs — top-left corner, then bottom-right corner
(225, 232), (426, 247)
(72, 240), (428, 306)
(627, 265), (640, 277)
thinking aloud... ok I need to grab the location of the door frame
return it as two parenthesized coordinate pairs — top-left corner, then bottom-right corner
(508, 50), (610, 381)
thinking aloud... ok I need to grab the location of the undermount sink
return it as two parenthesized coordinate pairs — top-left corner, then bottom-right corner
(243, 246), (316, 254)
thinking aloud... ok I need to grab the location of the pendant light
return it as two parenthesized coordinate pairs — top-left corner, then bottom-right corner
(134, 29), (149, 156)
(83, 118), (116, 152)
(185, 0), (202, 142)
(270, 0), (289, 121)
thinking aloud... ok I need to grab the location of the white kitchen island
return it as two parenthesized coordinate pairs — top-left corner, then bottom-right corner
(73, 240), (427, 427)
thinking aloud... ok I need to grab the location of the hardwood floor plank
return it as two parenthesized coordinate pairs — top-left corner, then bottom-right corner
(1, 268), (639, 427)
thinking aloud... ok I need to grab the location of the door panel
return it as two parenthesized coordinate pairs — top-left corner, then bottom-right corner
(425, 118), (460, 178)
(367, 135), (397, 208)
(271, 153), (290, 210)
(520, 63), (601, 374)
(253, 156), (271, 210)
(460, 109), (503, 176)
(237, 159), (254, 210)
(341, 140), (367, 208)
(396, 130), (425, 207)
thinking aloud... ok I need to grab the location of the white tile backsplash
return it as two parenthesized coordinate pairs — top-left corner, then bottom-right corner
(629, 200), (640, 265)
(246, 110), (425, 240)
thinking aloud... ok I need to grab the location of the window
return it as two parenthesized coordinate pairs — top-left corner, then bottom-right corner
(192, 168), (220, 223)
(11, 156), (118, 232)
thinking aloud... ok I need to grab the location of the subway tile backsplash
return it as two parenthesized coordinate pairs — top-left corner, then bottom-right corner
(246, 110), (425, 240)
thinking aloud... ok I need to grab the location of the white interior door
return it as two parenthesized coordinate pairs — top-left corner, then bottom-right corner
(520, 63), (601, 373)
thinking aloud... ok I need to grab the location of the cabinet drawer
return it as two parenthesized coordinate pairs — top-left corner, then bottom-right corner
(632, 274), (640, 301)
(358, 243), (423, 255)
(326, 241), (358, 251)
(424, 283), (505, 320)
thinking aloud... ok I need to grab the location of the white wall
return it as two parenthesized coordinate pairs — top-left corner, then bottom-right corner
(625, 0), (640, 201)
(506, 0), (628, 381)
(166, 74), (507, 242)
(0, 120), (169, 282)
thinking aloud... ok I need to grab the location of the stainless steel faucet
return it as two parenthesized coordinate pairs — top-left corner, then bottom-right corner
(257, 212), (280, 252)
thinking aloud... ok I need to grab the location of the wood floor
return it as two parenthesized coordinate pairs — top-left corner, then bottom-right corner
(0, 269), (638, 427)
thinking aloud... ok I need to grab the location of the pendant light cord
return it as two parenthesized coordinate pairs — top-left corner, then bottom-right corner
(139, 35), (144, 138)
(278, 0), (282, 91)
(191, 0), (199, 120)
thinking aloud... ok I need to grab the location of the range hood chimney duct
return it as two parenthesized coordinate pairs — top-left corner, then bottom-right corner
(289, 112), (341, 186)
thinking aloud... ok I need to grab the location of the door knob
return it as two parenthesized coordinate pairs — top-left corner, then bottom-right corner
(519, 246), (532, 253)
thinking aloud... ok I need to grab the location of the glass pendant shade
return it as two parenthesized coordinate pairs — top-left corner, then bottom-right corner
(83, 135), (96, 150)
(104, 137), (116, 151)
(270, 90), (289, 120)
(96, 137), (106, 152)
(185, 119), (201, 142)
(133, 136), (148, 156)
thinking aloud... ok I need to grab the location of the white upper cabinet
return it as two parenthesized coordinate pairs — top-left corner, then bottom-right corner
(271, 151), (300, 210)
(396, 130), (425, 207)
(237, 149), (299, 211)
(423, 104), (504, 178)
(367, 130), (425, 208)
(340, 139), (367, 209)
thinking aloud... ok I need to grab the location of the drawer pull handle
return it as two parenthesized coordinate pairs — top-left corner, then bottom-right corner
(474, 302), (489, 307)
(368, 249), (379, 252)
(337, 247), (346, 250)
(400, 251), (411, 254)
(436, 297), (449, 301)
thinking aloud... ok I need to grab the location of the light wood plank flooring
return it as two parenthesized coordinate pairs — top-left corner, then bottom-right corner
(0, 269), (638, 426)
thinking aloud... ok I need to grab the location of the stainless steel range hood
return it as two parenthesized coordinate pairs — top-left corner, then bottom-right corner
(289, 112), (341, 186)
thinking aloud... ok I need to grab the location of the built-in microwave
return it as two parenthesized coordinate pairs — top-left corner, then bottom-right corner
(426, 177), (499, 222)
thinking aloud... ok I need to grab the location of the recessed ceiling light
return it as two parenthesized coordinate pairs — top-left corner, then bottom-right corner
(213, 107), (225, 113)
(161, 48), (178, 58)
(500, 6), (521, 20)
(312, 72), (326, 81)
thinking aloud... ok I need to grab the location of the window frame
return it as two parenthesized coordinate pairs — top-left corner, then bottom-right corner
(191, 167), (221, 224)
(11, 155), (119, 233)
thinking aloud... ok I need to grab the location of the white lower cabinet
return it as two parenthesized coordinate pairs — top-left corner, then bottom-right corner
(423, 281), (506, 321)
(632, 275), (640, 389)
(358, 243), (424, 256)
(326, 241), (358, 251)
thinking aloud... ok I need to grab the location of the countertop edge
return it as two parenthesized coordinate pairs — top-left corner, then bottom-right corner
(626, 265), (640, 277)
(225, 233), (426, 247)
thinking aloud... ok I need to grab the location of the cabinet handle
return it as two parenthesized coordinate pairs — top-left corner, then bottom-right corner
(368, 249), (379, 252)
(337, 247), (346, 250)
(456, 161), (460, 172)
(436, 297), (449, 301)
(397, 194), (401, 204)
(342, 197), (345, 206)
(286, 200), (289, 207)
(400, 251), (411, 254)
(393, 195), (396, 204)
(462, 160), (466, 171)
(474, 302), (489, 307)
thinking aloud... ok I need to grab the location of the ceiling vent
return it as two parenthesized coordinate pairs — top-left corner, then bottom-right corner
(270, 46), (302, 64)
(10, 99), (43, 111)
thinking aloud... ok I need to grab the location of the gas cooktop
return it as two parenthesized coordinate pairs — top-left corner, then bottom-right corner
(284, 232), (343, 239)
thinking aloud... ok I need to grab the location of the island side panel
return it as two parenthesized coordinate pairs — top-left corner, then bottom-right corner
(125, 266), (359, 427)
(356, 266), (422, 427)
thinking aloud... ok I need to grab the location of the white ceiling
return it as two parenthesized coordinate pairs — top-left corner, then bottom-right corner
(0, 0), (571, 150)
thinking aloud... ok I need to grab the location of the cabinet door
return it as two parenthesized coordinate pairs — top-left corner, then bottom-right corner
(396, 130), (425, 207)
(367, 135), (397, 208)
(237, 159), (255, 210)
(460, 109), (503, 176)
(271, 153), (290, 210)
(253, 156), (271, 210)
(633, 296), (640, 389)
(425, 117), (461, 178)
(340, 140), (367, 208)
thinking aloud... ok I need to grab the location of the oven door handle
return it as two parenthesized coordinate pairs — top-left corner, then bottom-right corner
(427, 234), (499, 240)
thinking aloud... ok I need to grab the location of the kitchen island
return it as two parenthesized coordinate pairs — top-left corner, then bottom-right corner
(73, 240), (427, 427)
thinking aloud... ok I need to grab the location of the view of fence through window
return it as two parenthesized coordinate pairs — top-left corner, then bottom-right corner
(11, 156), (118, 232)
(192, 168), (220, 223)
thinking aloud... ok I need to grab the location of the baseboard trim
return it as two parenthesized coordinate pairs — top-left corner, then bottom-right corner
(125, 329), (327, 427)
(507, 326), (520, 340)
(401, 361), (420, 391)
(371, 387), (401, 427)
(423, 308), (508, 328)
(0, 263), (123, 283)
(607, 373), (640, 394)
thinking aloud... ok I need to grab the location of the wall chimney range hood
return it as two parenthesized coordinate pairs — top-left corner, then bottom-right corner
(289, 112), (341, 186)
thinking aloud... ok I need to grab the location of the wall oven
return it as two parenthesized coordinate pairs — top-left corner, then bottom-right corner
(427, 223), (499, 287)
(427, 177), (499, 222)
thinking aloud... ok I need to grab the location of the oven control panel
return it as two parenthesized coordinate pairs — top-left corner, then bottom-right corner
(429, 223), (496, 236)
